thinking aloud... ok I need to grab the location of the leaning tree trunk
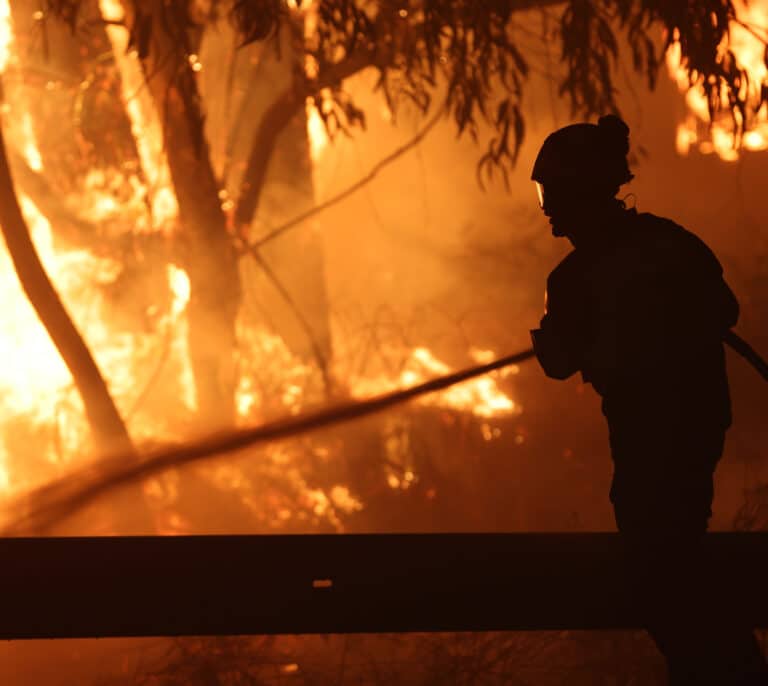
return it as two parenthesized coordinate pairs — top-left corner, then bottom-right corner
(1, 0), (159, 534)
(123, 1), (241, 430)
(0, 125), (133, 460)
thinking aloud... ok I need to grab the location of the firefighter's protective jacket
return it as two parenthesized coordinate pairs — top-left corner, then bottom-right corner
(531, 208), (739, 431)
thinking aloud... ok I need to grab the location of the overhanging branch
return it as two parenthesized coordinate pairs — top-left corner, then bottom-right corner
(248, 101), (445, 251)
(233, 46), (379, 231)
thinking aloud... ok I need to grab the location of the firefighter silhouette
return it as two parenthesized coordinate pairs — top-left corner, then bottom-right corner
(531, 115), (768, 685)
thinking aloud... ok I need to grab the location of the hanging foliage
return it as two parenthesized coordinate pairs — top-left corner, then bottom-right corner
(38, 0), (765, 183)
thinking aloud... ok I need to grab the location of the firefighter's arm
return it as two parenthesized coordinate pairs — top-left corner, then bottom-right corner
(531, 323), (581, 380)
(531, 273), (584, 380)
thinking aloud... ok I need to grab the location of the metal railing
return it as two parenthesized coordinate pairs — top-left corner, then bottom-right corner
(1, 533), (767, 639)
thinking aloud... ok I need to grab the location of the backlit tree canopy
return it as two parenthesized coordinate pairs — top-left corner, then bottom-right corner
(41, 0), (768, 185)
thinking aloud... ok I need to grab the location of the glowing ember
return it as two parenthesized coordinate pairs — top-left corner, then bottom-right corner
(187, 53), (203, 73)
(667, 1), (768, 160)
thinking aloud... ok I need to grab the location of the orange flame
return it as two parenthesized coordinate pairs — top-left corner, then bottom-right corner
(0, 1), (194, 492)
(306, 102), (329, 162)
(667, 1), (768, 160)
(0, 0), (518, 533)
(98, 0), (179, 232)
(0, 0), (11, 73)
(349, 347), (517, 419)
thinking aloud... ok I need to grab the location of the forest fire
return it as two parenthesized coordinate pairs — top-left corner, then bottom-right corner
(0, 0), (759, 526)
(667, 0), (768, 159)
(0, 2), (195, 494)
(0, 0), (766, 683)
(0, 193), (200, 490)
(0, 0), (517, 506)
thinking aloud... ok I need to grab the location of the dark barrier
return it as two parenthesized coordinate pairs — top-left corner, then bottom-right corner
(0, 533), (766, 639)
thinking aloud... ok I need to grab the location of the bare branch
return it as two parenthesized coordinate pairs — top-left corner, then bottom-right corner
(248, 249), (333, 394)
(233, 44), (379, 230)
(249, 101), (446, 250)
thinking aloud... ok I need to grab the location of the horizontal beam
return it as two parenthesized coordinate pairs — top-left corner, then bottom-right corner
(0, 533), (766, 639)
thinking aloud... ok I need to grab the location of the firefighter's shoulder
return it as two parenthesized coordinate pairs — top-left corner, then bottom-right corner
(634, 212), (723, 275)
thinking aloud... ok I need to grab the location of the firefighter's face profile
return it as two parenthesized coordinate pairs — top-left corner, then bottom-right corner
(535, 180), (596, 239)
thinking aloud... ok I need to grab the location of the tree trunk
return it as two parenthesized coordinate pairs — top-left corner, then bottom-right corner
(213, 21), (333, 385)
(0, 124), (133, 459)
(1, 1), (163, 534)
(124, 1), (241, 430)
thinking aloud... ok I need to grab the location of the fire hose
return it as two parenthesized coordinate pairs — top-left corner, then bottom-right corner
(4, 348), (539, 534)
(724, 330), (768, 382)
(4, 332), (765, 535)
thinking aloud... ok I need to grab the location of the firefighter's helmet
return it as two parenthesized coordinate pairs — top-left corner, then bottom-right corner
(531, 115), (634, 202)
